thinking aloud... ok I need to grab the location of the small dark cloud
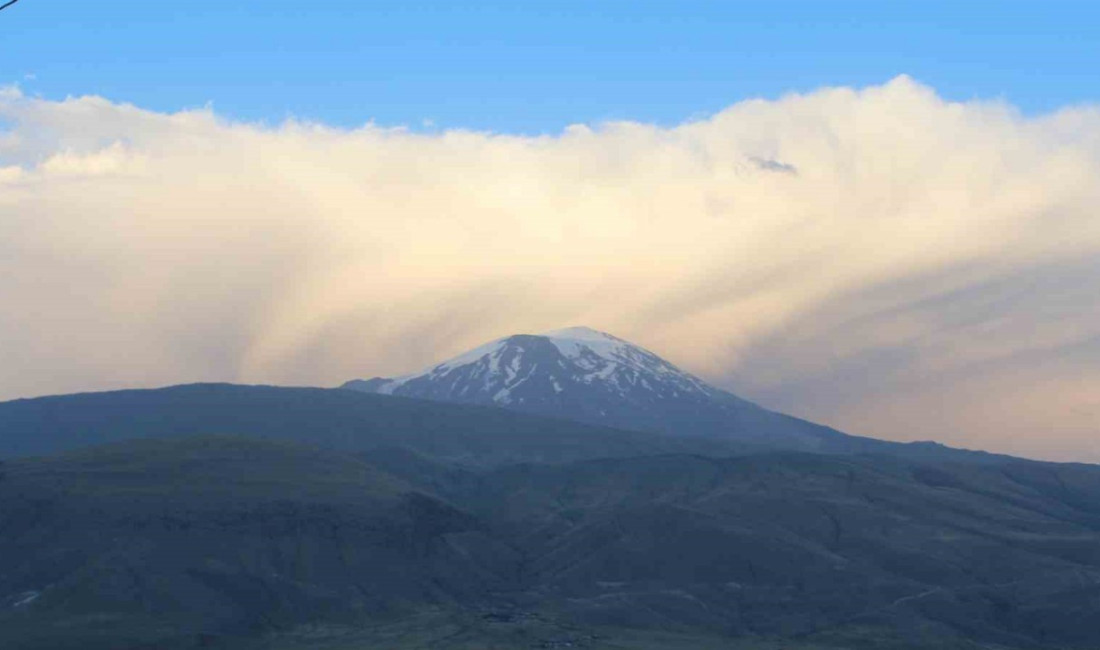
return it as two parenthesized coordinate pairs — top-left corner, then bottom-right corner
(749, 156), (798, 174)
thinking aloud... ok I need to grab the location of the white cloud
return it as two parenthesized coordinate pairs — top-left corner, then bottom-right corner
(1, 77), (1098, 461)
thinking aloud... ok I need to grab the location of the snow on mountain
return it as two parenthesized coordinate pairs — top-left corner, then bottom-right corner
(343, 326), (856, 450)
(364, 326), (713, 405)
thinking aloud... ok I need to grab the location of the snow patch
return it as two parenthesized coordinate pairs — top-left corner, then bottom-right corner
(354, 325), (717, 403)
(544, 336), (630, 366)
(378, 337), (509, 393)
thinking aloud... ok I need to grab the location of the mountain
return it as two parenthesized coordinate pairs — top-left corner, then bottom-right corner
(434, 451), (1100, 650)
(0, 383), (741, 464)
(343, 327), (992, 460)
(2, 381), (1098, 648)
(0, 436), (516, 649)
(3, 434), (1100, 649)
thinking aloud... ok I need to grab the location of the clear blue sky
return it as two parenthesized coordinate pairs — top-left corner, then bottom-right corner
(2, 0), (1098, 132)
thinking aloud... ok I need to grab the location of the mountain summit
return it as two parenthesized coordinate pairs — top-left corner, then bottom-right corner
(348, 326), (717, 407)
(343, 327), (859, 451)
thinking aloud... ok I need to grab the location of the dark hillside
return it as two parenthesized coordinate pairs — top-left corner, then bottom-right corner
(367, 451), (1100, 649)
(0, 436), (516, 649)
(0, 383), (741, 464)
(3, 387), (1100, 648)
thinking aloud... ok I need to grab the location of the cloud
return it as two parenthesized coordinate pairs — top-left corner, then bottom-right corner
(749, 156), (798, 174)
(1, 76), (1098, 461)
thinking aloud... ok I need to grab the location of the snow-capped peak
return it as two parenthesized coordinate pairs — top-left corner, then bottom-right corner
(546, 327), (711, 391)
(541, 327), (633, 366)
(342, 327), (843, 451)
(353, 326), (715, 406)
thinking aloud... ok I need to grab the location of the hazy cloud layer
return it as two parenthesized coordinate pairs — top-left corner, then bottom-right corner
(2, 77), (1098, 461)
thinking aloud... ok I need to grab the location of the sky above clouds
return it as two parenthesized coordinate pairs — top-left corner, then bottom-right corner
(2, 1), (1099, 131)
(1, 2), (1099, 462)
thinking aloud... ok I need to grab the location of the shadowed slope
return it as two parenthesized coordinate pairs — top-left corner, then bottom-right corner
(0, 383), (742, 464)
(0, 436), (514, 649)
(3, 434), (1100, 648)
(368, 450), (1100, 649)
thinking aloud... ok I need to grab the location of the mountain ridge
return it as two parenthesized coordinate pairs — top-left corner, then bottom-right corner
(343, 327), (988, 459)
(3, 433), (1100, 649)
(0, 382), (747, 463)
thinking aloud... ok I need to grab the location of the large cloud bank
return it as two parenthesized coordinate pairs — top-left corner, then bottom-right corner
(2, 77), (1098, 461)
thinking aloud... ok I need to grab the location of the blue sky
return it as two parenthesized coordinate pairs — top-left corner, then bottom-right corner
(2, 0), (1098, 132)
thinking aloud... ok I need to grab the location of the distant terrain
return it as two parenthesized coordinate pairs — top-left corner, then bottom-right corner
(0, 382), (739, 464)
(344, 327), (1002, 463)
